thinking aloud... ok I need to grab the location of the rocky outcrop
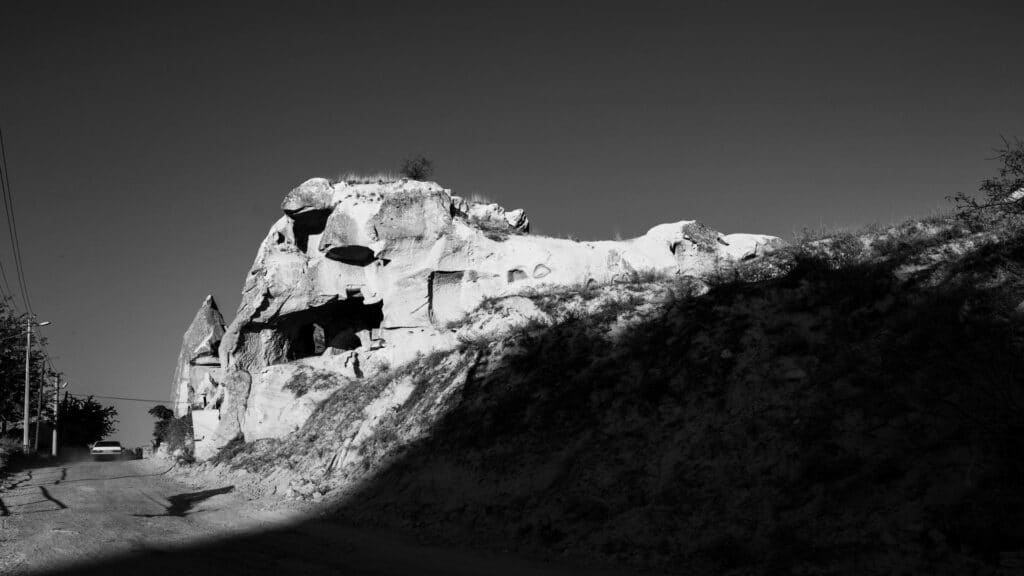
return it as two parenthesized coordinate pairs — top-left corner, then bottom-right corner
(182, 177), (783, 451)
(170, 295), (226, 416)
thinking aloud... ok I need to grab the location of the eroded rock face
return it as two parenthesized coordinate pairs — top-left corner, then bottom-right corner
(185, 177), (783, 452)
(171, 296), (226, 416)
(242, 362), (348, 440)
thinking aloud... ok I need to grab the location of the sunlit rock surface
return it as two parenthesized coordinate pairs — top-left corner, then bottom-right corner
(177, 177), (782, 450)
(170, 295), (226, 417)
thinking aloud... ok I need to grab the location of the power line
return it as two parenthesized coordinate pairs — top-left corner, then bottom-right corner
(0, 136), (16, 305)
(0, 129), (60, 393)
(37, 341), (59, 376)
(0, 127), (33, 314)
(0, 131), (68, 423)
(0, 129), (32, 314)
(67, 393), (168, 404)
(0, 253), (13, 304)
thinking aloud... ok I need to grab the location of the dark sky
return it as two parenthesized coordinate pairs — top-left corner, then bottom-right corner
(1, 1), (1022, 443)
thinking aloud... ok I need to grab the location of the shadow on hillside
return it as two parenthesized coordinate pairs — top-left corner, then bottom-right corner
(30, 517), (642, 576)
(33, 234), (1024, 575)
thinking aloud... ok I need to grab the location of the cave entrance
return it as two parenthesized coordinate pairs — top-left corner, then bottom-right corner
(292, 210), (331, 253)
(325, 245), (376, 266)
(279, 296), (383, 361)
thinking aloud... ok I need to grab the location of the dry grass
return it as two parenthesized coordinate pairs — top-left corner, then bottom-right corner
(331, 172), (402, 185)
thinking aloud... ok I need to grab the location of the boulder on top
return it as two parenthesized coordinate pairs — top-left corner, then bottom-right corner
(463, 202), (530, 233)
(281, 178), (334, 215)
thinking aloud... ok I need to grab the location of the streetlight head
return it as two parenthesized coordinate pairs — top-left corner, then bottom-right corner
(36, 321), (51, 327)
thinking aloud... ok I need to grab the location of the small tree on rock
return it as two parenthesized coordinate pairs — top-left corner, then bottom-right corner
(147, 404), (173, 446)
(147, 404), (193, 460)
(400, 155), (434, 180)
(148, 404), (173, 421)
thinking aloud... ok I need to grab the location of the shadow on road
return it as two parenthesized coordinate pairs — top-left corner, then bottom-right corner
(1, 484), (69, 515)
(54, 464), (177, 485)
(4, 463), (176, 488)
(134, 486), (235, 518)
(5, 468), (32, 489)
(39, 485), (67, 510)
(2, 460), (176, 517)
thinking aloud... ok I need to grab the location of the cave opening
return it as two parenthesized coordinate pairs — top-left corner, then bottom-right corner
(291, 210), (331, 253)
(278, 296), (383, 362)
(325, 245), (376, 266)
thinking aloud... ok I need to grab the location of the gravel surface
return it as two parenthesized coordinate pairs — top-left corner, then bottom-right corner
(0, 457), (635, 576)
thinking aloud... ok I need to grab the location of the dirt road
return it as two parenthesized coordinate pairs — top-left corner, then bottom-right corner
(0, 458), (638, 576)
(0, 458), (267, 574)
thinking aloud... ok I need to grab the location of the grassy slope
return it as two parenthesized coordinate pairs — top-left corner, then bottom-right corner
(217, 217), (1024, 575)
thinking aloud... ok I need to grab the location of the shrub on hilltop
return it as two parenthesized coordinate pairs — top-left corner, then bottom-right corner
(954, 136), (1024, 224)
(399, 155), (434, 180)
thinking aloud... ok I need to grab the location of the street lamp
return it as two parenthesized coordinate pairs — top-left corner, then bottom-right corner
(22, 318), (49, 452)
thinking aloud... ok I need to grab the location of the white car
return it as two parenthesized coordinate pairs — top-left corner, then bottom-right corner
(90, 440), (124, 460)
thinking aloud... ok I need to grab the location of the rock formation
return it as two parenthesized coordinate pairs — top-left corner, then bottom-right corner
(170, 295), (226, 416)
(173, 177), (783, 454)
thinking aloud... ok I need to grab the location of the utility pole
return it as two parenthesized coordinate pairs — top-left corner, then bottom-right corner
(22, 316), (31, 451)
(33, 376), (43, 451)
(51, 374), (60, 457)
(21, 317), (50, 452)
